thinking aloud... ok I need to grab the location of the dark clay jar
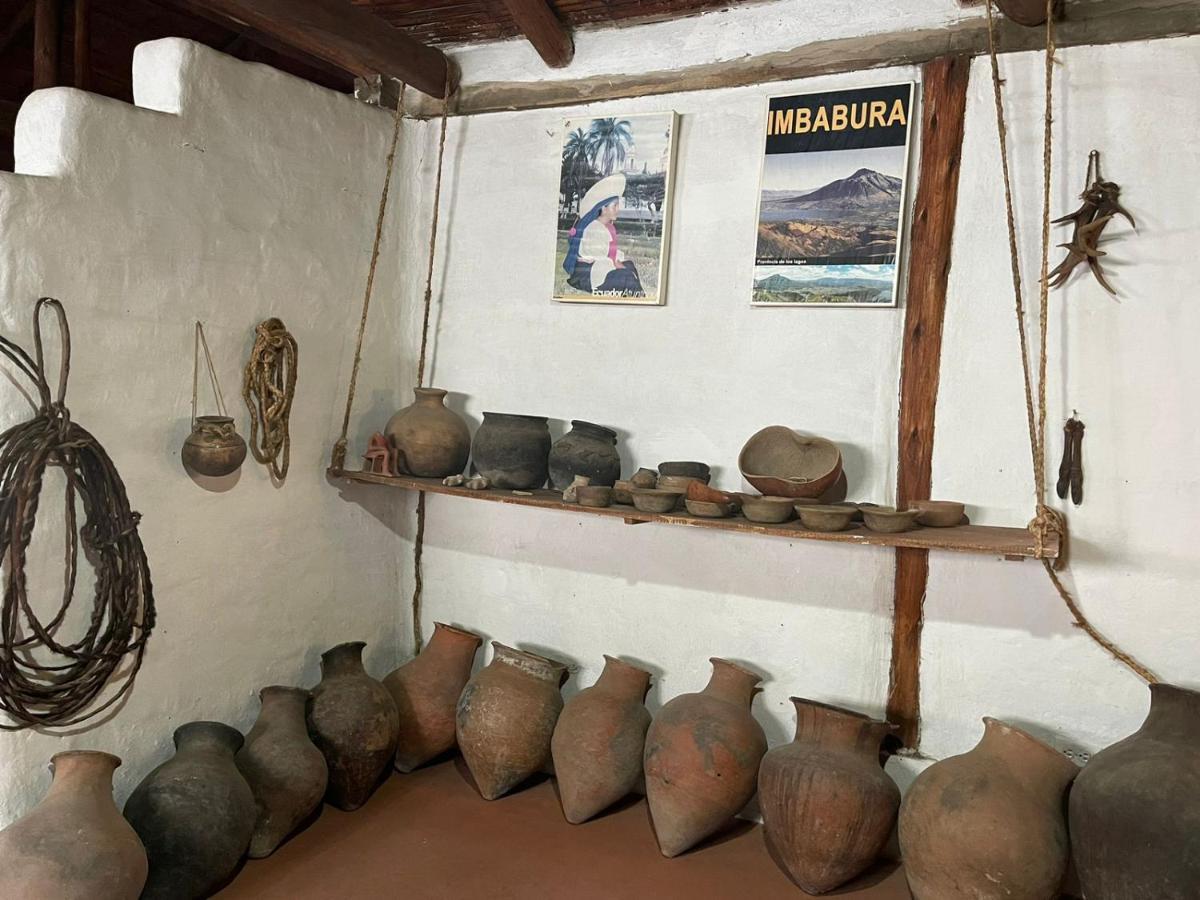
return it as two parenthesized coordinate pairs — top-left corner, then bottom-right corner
(470, 413), (551, 490)
(548, 421), (621, 490)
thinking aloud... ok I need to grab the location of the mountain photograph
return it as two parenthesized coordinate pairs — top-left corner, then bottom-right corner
(752, 265), (895, 305)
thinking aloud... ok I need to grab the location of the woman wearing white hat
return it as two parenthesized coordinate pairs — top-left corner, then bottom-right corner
(562, 173), (646, 297)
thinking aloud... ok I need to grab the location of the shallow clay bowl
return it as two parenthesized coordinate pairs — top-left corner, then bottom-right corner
(738, 426), (843, 499)
(911, 500), (966, 527)
(861, 506), (921, 533)
(658, 461), (711, 482)
(685, 499), (737, 519)
(687, 481), (737, 504)
(577, 485), (614, 508)
(740, 496), (795, 524)
(797, 505), (857, 532)
(631, 488), (683, 514)
(612, 480), (635, 505)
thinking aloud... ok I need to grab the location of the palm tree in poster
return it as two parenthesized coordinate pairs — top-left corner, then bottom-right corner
(586, 118), (634, 177)
(561, 127), (594, 213)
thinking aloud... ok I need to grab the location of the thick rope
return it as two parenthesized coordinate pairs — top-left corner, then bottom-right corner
(243, 318), (298, 481)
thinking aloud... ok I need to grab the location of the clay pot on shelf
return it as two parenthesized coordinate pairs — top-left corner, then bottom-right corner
(307, 641), (400, 811)
(644, 658), (767, 857)
(236, 686), (329, 858)
(456, 642), (569, 800)
(549, 420), (621, 490)
(471, 412), (551, 489)
(0, 751), (147, 900)
(384, 387), (471, 478)
(577, 485), (614, 508)
(658, 461), (710, 481)
(739, 495), (795, 524)
(738, 426), (842, 499)
(911, 500), (966, 527)
(996, 0), (1063, 27)
(685, 498), (736, 518)
(630, 467), (659, 488)
(759, 700), (899, 894)
(898, 717), (1077, 900)
(631, 488), (682, 514)
(124, 722), (256, 900)
(384, 623), (483, 773)
(687, 481), (737, 505)
(551, 655), (652, 824)
(861, 506), (920, 534)
(1070, 682), (1200, 899)
(181, 415), (247, 476)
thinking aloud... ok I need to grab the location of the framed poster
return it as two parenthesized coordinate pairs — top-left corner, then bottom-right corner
(554, 112), (678, 305)
(752, 83), (916, 307)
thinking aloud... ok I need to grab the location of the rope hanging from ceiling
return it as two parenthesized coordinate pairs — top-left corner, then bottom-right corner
(243, 317), (299, 481)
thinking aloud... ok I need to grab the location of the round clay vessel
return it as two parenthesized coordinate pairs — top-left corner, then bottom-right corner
(685, 498), (735, 518)
(631, 488), (682, 514)
(759, 700), (899, 894)
(1070, 682), (1200, 899)
(384, 387), (471, 478)
(996, 0), (1063, 26)
(124, 722), (256, 900)
(861, 506), (921, 533)
(236, 686), (329, 858)
(798, 505), (857, 532)
(181, 415), (247, 476)
(658, 461), (710, 481)
(898, 717), (1078, 900)
(307, 641), (400, 811)
(644, 658), (767, 857)
(612, 480), (635, 505)
(471, 412), (551, 489)
(551, 655), (652, 824)
(740, 495), (795, 523)
(576, 485), (614, 508)
(0, 751), (147, 900)
(549, 420), (622, 490)
(911, 500), (965, 527)
(738, 427), (842, 499)
(630, 467), (659, 488)
(384, 622), (483, 773)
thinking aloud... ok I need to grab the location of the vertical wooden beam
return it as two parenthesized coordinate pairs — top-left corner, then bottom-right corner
(33, 0), (61, 89)
(0, 2), (35, 60)
(886, 55), (971, 748)
(72, 0), (88, 90)
(500, 0), (574, 68)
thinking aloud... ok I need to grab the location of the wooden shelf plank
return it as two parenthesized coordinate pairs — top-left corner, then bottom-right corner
(331, 469), (1059, 560)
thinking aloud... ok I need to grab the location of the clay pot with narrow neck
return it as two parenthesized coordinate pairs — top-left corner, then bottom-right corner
(236, 686), (329, 858)
(470, 412), (551, 489)
(456, 642), (569, 800)
(181, 415), (247, 476)
(551, 655), (652, 823)
(644, 658), (767, 857)
(123, 722), (256, 900)
(307, 641), (400, 811)
(548, 420), (622, 490)
(0, 751), (147, 900)
(1070, 682), (1200, 899)
(758, 699), (899, 894)
(899, 717), (1078, 900)
(384, 623), (483, 773)
(384, 387), (471, 478)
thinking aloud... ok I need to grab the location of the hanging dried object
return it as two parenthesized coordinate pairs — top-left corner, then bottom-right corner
(1056, 415), (1085, 505)
(243, 318), (298, 481)
(182, 321), (247, 477)
(1048, 150), (1135, 294)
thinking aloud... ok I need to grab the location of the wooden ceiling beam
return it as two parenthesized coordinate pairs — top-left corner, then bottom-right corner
(500, 0), (573, 68)
(0, 1), (35, 59)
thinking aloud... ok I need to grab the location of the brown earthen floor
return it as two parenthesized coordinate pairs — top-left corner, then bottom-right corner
(217, 757), (911, 899)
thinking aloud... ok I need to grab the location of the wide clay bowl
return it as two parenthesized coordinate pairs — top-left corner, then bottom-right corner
(658, 461), (711, 482)
(738, 427), (842, 499)
(740, 495), (794, 524)
(687, 481), (737, 504)
(685, 499), (736, 519)
(861, 506), (921, 533)
(911, 500), (965, 527)
(631, 488), (683, 514)
(798, 505), (857, 532)
(577, 486), (614, 508)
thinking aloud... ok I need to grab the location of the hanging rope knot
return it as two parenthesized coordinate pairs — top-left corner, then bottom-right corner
(330, 438), (348, 473)
(1028, 502), (1066, 563)
(243, 318), (298, 482)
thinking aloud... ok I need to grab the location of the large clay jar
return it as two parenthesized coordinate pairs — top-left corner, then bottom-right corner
(551, 655), (652, 824)
(236, 686), (329, 858)
(384, 387), (471, 478)
(1070, 682), (1200, 899)
(124, 722), (256, 900)
(644, 658), (767, 857)
(758, 699), (899, 894)
(384, 622), (483, 773)
(548, 420), (622, 490)
(181, 414), (247, 476)
(470, 412), (551, 489)
(307, 641), (400, 811)
(456, 642), (569, 800)
(0, 751), (147, 900)
(898, 717), (1078, 900)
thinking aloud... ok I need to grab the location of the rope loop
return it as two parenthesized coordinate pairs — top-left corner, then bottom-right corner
(243, 317), (298, 481)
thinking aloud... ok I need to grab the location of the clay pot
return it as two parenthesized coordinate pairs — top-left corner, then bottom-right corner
(548, 420), (621, 490)
(471, 412), (551, 489)
(1070, 682), (1200, 899)
(759, 699), (899, 893)
(738, 426), (842, 499)
(456, 642), (569, 800)
(551, 655), (652, 824)
(124, 722), (256, 900)
(995, 0), (1063, 27)
(644, 658), (767, 857)
(384, 622), (483, 773)
(898, 717), (1078, 900)
(0, 751), (147, 900)
(181, 415), (247, 476)
(384, 387), (471, 478)
(236, 686), (329, 858)
(307, 641), (400, 811)
(861, 506), (920, 533)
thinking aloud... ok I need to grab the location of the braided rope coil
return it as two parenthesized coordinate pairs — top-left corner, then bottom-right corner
(243, 318), (298, 482)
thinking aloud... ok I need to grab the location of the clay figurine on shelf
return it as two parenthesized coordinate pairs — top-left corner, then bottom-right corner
(362, 433), (400, 476)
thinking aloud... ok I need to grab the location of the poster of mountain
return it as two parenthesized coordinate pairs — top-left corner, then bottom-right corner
(753, 83), (915, 307)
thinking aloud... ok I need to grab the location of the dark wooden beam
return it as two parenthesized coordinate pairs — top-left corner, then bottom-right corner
(500, 0), (573, 68)
(33, 0), (60, 89)
(0, 98), (19, 136)
(0, 1), (35, 59)
(73, 0), (88, 89)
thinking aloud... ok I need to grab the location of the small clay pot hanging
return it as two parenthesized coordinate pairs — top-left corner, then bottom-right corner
(181, 321), (246, 477)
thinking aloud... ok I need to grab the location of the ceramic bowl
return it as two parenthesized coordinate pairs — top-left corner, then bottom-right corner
(577, 485), (614, 508)
(658, 461), (711, 482)
(911, 500), (966, 527)
(687, 481), (737, 504)
(738, 426), (843, 499)
(612, 480), (635, 505)
(630, 467), (659, 489)
(861, 506), (921, 533)
(797, 505), (857, 532)
(685, 499), (736, 519)
(631, 488), (683, 514)
(740, 495), (795, 524)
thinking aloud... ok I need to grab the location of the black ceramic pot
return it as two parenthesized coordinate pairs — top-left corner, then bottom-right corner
(548, 421), (621, 490)
(471, 413), (551, 490)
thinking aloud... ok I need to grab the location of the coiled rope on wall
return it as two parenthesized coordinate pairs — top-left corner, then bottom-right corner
(243, 317), (298, 481)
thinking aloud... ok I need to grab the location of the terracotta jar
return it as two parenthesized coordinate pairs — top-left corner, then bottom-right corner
(181, 415), (247, 476)
(995, 0), (1063, 27)
(551, 655), (652, 824)
(758, 699), (899, 894)
(456, 642), (569, 800)
(0, 751), (147, 900)
(548, 420), (621, 490)
(307, 641), (400, 811)
(384, 387), (471, 478)
(1070, 682), (1200, 899)
(644, 658), (767, 857)
(236, 686), (329, 858)
(123, 722), (256, 900)
(470, 412), (551, 489)
(898, 717), (1078, 900)
(384, 622), (483, 773)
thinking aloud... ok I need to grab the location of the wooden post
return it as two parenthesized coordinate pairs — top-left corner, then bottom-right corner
(33, 0), (61, 90)
(73, 0), (88, 90)
(500, 0), (574, 68)
(0, 2), (35, 60)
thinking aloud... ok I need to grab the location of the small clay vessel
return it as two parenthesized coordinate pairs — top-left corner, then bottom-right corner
(384, 387), (471, 478)
(658, 461), (710, 481)
(798, 505), (856, 532)
(996, 0), (1063, 27)
(684, 498), (735, 518)
(456, 642), (569, 800)
(631, 488), (682, 514)
(307, 641), (400, 811)
(630, 467), (658, 488)
(861, 506), (920, 533)
(384, 622), (483, 773)
(471, 412), (551, 489)
(644, 658), (767, 857)
(898, 717), (1078, 900)
(0, 751), (147, 900)
(759, 700), (899, 894)
(687, 481), (737, 504)
(740, 495), (795, 524)
(551, 655), (652, 824)
(576, 485), (614, 508)
(1070, 682), (1200, 899)
(181, 415), (247, 476)
(911, 500), (965, 527)
(549, 420), (621, 490)
(124, 722), (256, 900)
(236, 686), (329, 858)
(612, 480), (635, 505)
